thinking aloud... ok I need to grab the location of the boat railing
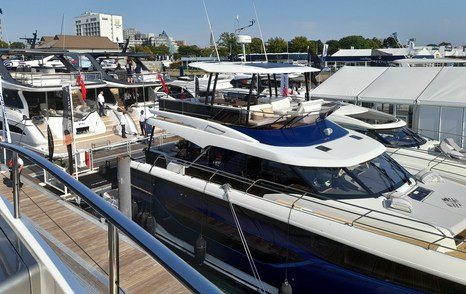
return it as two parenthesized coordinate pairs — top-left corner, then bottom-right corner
(9, 70), (103, 87)
(150, 150), (462, 254)
(386, 146), (466, 183)
(0, 143), (221, 294)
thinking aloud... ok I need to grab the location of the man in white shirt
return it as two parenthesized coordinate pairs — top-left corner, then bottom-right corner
(98, 91), (105, 116)
(139, 110), (146, 136)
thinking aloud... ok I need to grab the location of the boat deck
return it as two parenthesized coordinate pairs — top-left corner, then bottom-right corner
(0, 167), (190, 293)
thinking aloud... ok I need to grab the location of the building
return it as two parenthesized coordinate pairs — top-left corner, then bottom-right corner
(37, 35), (120, 53)
(123, 28), (180, 54)
(74, 12), (123, 44)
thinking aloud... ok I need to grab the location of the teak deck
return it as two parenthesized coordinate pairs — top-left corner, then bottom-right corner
(0, 169), (190, 294)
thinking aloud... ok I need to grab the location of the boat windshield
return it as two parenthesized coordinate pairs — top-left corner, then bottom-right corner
(296, 153), (412, 197)
(368, 127), (427, 148)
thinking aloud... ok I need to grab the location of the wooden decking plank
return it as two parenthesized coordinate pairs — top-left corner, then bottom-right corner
(0, 167), (191, 293)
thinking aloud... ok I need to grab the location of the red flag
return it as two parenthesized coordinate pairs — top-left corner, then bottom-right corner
(157, 72), (169, 94)
(77, 71), (87, 101)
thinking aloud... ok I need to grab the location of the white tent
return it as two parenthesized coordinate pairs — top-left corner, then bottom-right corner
(310, 66), (387, 102)
(417, 67), (466, 107)
(358, 67), (442, 105)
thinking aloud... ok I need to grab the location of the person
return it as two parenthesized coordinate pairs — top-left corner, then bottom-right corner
(98, 91), (105, 116)
(9, 156), (24, 186)
(125, 60), (133, 83)
(134, 62), (142, 82)
(120, 110), (127, 138)
(139, 110), (146, 136)
(124, 91), (132, 111)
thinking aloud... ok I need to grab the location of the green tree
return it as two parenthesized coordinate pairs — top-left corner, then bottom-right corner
(0, 40), (9, 48)
(266, 37), (287, 53)
(338, 35), (369, 49)
(289, 36), (310, 53)
(150, 44), (170, 56)
(366, 37), (382, 49)
(10, 42), (25, 49)
(217, 32), (240, 57)
(177, 45), (203, 57)
(250, 37), (264, 53)
(382, 37), (399, 48)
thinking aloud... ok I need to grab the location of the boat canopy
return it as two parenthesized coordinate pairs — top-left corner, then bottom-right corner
(189, 62), (320, 74)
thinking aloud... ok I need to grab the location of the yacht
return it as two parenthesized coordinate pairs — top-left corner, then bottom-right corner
(69, 51), (168, 136)
(329, 103), (466, 184)
(129, 62), (466, 293)
(0, 49), (116, 157)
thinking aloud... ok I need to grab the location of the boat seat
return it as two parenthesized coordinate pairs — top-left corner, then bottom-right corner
(444, 138), (466, 153)
(296, 99), (324, 114)
(437, 140), (465, 160)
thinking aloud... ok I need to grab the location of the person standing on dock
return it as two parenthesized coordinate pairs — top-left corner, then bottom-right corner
(139, 110), (147, 136)
(120, 113), (127, 138)
(98, 91), (105, 116)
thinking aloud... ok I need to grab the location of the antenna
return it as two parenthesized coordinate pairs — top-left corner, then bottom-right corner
(202, 0), (220, 62)
(252, 0), (268, 62)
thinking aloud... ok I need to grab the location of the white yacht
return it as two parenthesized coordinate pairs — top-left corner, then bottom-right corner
(0, 49), (114, 157)
(329, 103), (466, 184)
(130, 62), (466, 293)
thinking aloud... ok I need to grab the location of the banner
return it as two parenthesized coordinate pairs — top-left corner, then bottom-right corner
(0, 79), (11, 143)
(62, 84), (74, 175)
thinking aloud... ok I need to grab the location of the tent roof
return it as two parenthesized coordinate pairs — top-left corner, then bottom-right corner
(311, 66), (466, 107)
(417, 67), (466, 107)
(310, 66), (387, 101)
(358, 67), (441, 104)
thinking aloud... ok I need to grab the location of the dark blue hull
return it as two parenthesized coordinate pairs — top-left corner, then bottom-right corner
(131, 169), (461, 293)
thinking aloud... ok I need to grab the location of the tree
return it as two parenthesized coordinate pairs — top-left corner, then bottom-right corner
(217, 32), (240, 58)
(289, 36), (310, 53)
(366, 37), (382, 49)
(382, 37), (399, 48)
(0, 40), (8, 48)
(266, 37), (287, 53)
(177, 45), (203, 57)
(250, 37), (264, 53)
(150, 44), (170, 56)
(10, 42), (25, 49)
(338, 35), (369, 49)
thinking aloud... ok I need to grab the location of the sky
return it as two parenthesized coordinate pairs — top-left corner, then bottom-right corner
(1, 0), (466, 49)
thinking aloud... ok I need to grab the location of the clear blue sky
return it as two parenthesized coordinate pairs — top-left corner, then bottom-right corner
(1, 0), (466, 48)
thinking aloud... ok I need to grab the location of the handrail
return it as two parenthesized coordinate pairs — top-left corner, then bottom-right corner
(0, 143), (221, 294)
(148, 148), (458, 251)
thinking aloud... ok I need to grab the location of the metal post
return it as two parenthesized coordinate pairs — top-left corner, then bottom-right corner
(117, 155), (131, 218)
(108, 223), (119, 294)
(12, 152), (20, 219)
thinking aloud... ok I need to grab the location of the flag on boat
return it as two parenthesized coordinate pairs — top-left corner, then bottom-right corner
(47, 125), (54, 162)
(76, 71), (87, 101)
(62, 84), (74, 175)
(157, 72), (169, 94)
(0, 78), (11, 143)
(280, 74), (289, 97)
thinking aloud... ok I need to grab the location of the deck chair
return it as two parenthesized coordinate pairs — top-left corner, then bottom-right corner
(438, 140), (465, 160)
(444, 138), (466, 153)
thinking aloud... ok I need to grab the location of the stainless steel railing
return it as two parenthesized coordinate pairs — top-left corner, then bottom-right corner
(1, 143), (221, 294)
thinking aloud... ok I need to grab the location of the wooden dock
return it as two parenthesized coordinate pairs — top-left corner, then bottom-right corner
(0, 167), (191, 293)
